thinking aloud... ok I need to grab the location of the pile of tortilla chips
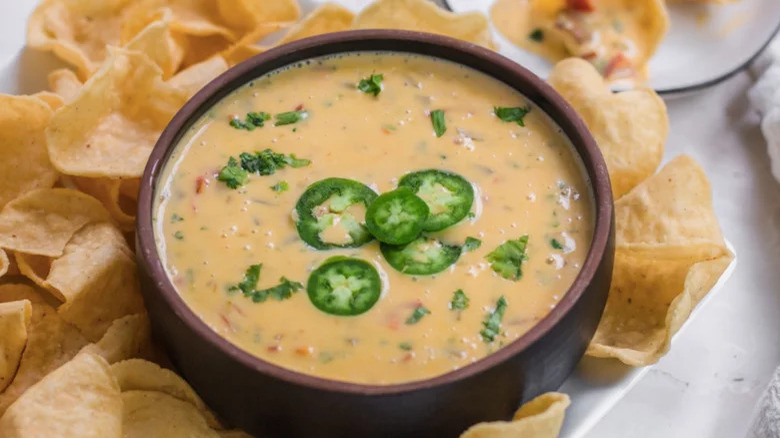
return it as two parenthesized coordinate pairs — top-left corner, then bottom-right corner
(0, 0), (730, 437)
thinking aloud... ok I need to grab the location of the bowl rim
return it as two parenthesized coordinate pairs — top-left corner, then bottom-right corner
(137, 29), (613, 396)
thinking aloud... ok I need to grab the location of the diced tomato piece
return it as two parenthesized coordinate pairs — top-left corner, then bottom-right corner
(295, 103), (304, 111)
(195, 176), (208, 194)
(567, 0), (595, 12)
(603, 53), (633, 79)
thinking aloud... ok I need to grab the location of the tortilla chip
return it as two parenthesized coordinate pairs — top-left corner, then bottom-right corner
(125, 19), (185, 79)
(587, 156), (732, 365)
(121, 390), (220, 438)
(48, 68), (83, 102)
(0, 95), (59, 211)
(72, 177), (137, 231)
(216, 0), (300, 32)
(0, 352), (121, 438)
(616, 155), (727, 259)
(277, 4), (354, 45)
(0, 188), (111, 257)
(80, 314), (152, 364)
(112, 359), (221, 428)
(0, 249), (8, 279)
(27, 0), (132, 79)
(43, 222), (142, 341)
(460, 392), (571, 438)
(222, 42), (265, 67)
(0, 284), (88, 415)
(353, 0), (496, 49)
(32, 91), (65, 110)
(0, 300), (31, 393)
(46, 47), (188, 178)
(548, 58), (668, 198)
(169, 56), (229, 98)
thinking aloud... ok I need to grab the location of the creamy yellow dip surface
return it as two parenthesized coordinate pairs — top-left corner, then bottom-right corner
(156, 53), (593, 385)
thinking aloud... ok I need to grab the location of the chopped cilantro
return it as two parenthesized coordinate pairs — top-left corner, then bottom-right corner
(486, 235), (529, 281)
(271, 181), (289, 192)
(217, 156), (248, 189)
(358, 73), (384, 96)
(275, 110), (308, 126)
(430, 109), (446, 137)
(229, 264), (303, 303)
(494, 106), (532, 127)
(173, 231), (184, 240)
(219, 150), (310, 189)
(450, 289), (470, 311)
(480, 296), (508, 342)
(529, 28), (544, 42)
(170, 213), (184, 223)
(399, 342), (413, 351)
(405, 306), (431, 325)
(463, 237), (482, 252)
(229, 111), (271, 130)
(551, 238), (564, 250)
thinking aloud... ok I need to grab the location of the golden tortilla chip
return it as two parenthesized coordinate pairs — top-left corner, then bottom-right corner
(0, 351), (121, 438)
(125, 19), (185, 79)
(80, 314), (152, 364)
(72, 177), (137, 231)
(216, 0), (300, 33)
(178, 33), (234, 69)
(0, 188), (111, 257)
(219, 20), (290, 66)
(277, 3), (354, 45)
(27, 0), (132, 79)
(0, 284), (88, 415)
(548, 58), (668, 198)
(32, 91), (65, 110)
(353, 0), (496, 49)
(169, 56), (229, 98)
(587, 156), (732, 365)
(0, 95), (59, 211)
(46, 47), (188, 178)
(112, 359), (221, 428)
(32, 222), (142, 341)
(48, 68), (83, 102)
(0, 249), (7, 278)
(121, 390), (220, 438)
(616, 155), (727, 260)
(460, 392), (571, 438)
(0, 300), (31, 393)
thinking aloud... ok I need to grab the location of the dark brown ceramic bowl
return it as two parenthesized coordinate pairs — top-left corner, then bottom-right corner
(137, 30), (614, 438)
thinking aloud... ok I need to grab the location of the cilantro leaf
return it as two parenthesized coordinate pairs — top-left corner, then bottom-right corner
(217, 156), (248, 189)
(430, 109), (446, 137)
(494, 106), (531, 127)
(486, 235), (529, 281)
(399, 342), (413, 351)
(450, 289), (469, 311)
(480, 296), (508, 342)
(229, 264), (262, 295)
(405, 306), (431, 325)
(285, 154), (311, 168)
(275, 110), (308, 126)
(270, 181), (289, 192)
(230, 111), (271, 130)
(551, 238), (564, 250)
(249, 277), (304, 303)
(463, 236), (482, 252)
(529, 29), (544, 42)
(358, 73), (384, 96)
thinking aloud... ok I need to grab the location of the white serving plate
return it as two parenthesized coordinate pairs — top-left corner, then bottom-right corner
(446, 0), (780, 94)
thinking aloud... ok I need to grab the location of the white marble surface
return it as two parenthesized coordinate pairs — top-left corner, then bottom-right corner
(1, 2), (779, 437)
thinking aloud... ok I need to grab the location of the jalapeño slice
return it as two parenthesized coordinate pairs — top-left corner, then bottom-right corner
(380, 236), (461, 275)
(365, 187), (430, 245)
(398, 169), (474, 231)
(295, 178), (378, 250)
(307, 257), (382, 316)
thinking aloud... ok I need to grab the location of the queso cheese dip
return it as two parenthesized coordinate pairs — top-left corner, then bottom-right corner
(155, 52), (594, 385)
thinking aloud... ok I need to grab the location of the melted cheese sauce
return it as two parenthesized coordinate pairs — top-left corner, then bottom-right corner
(491, 0), (656, 81)
(155, 53), (593, 385)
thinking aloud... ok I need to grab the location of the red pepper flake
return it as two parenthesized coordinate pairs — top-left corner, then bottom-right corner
(603, 53), (632, 79)
(381, 127), (392, 135)
(401, 352), (415, 362)
(195, 176), (208, 194)
(566, 0), (595, 12)
(295, 104), (304, 111)
(267, 345), (282, 353)
(295, 346), (314, 356)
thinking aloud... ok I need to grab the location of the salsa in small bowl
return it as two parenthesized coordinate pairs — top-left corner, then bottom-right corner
(136, 30), (614, 438)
